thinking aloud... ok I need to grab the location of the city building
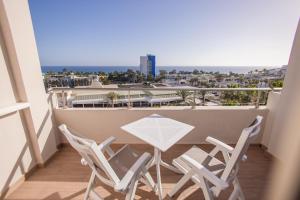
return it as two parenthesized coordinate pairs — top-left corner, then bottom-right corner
(140, 54), (156, 77)
(67, 85), (194, 108)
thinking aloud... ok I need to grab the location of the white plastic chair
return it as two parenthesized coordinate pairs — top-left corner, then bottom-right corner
(168, 116), (263, 200)
(59, 124), (156, 200)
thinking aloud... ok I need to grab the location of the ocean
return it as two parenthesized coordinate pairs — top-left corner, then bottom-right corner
(41, 66), (277, 75)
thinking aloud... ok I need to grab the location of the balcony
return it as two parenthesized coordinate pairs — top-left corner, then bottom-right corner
(0, 84), (285, 200)
(0, 1), (300, 200)
(5, 145), (272, 200)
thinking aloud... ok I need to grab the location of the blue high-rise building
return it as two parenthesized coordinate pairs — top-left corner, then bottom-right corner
(147, 55), (155, 77)
(140, 54), (156, 78)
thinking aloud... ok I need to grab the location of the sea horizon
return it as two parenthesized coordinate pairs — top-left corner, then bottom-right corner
(41, 65), (281, 75)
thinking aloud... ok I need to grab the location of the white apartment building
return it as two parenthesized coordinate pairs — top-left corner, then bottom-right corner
(140, 56), (149, 76)
(140, 54), (156, 77)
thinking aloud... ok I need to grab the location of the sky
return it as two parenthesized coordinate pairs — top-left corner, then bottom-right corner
(29, 0), (300, 67)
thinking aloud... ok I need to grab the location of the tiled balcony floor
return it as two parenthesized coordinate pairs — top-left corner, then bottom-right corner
(5, 144), (273, 200)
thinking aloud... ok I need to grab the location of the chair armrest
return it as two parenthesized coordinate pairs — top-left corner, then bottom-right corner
(98, 136), (116, 157)
(114, 152), (152, 192)
(206, 136), (234, 153)
(181, 154), (228, 190)
(81, 158), (88, 166)
(206, 137), (247, 161)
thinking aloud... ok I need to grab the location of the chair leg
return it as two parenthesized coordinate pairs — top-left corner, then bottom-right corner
(168, 171), (193, 197)
(228, 189), (238, 200)
(84, 171), (97, 200)
(199, 176), (214, 200)
(229, 178), (245, 200)
(89, 190), (103, 200)
(143, 172), (156, 191)
(125, 179), (139, 200)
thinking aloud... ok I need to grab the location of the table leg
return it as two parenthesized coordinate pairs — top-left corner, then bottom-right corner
(149, 149), (182, 174)
(148, 152), (156, 168)
(154, 148), (163, 200)
(160, 160), (182, 174)
(150, 147), (183, 199)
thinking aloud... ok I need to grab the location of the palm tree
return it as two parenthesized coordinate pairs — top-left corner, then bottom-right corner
(200, 90), (206, 106)
(175, 75), (181, 82)
(199, 82), (209, 106)
(190, 77), (199, 86)
(106, 92), (119, 108)
(159, 70), (167, 78)
(62, 68), (67, 74)
(176, 90), (191, 105)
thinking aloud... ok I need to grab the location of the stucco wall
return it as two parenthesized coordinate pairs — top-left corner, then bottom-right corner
(0, 0), (58, 196)
(1, 0), (57, 163)
(267, 21), (300, 161)
(261, 91), (281, 148)
(266, 20), (300, 200)
(54, 107), (268, 145)
(0, 27), (36, 196)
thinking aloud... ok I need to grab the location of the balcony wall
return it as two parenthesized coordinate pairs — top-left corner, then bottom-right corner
(0, 39), (35, 196)
(261, 91), (281, 152)
(0, 0), (58, 197)
(265, 20), (300, 200)
(54, 106), (268, 144)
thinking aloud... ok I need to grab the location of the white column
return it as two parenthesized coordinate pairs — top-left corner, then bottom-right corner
(266, 20), (300, 200)
(0, 0), (58, 164)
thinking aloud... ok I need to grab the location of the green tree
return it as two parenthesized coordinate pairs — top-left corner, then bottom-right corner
(271, 80), (283, 88)
(126, 69), (137, 83)
(175, 74), (181, 82)
(147, 74), (154, 82)
(190, 77), (199, 86)
(159, 70), (167, 78)
(154, 76), (163, 83)
(101, 77), (111, 85)
(215, 73), (225, 82)
(176, 90), (192, 105)
(222, 84), (240, 105)
(199, 90), (206, 106)
(169, 69), (177, 74)
(199, 82), (209, 106)
(222, 84), (257, 106)
(106, 92), (119, 108)
(223, 99), (239, 106)
(193, 69), (199, 75)
(99, 72), (106, 76)
(136, 72), (145, 83)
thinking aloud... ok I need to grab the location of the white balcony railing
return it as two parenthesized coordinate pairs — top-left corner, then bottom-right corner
(49, 87), (282, 109)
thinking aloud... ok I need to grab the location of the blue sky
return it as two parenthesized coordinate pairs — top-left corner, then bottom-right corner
(29, 0), (300, 66)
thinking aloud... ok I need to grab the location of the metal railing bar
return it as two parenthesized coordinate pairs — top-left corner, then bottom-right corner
(49, 87), (282, 92)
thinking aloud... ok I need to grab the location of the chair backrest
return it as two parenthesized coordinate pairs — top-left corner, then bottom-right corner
(58, 124), (120, 184)
(221, 115), (263, 182)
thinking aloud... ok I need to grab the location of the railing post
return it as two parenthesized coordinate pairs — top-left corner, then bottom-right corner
(49, 91), (58, 109)
(202, 90), (206, 106)
(255, 90), (261, 108)
(262, 90), (268, 105)
(192, 90), (196, 109)
(62, 90), (66, 108)
(127, 89), (131, 109)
